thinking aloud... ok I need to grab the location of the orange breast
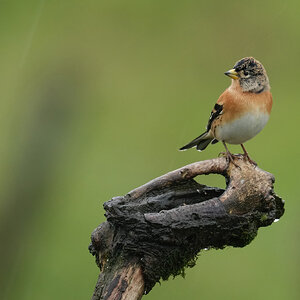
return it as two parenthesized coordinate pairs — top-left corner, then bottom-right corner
(216, 86), (273, 124)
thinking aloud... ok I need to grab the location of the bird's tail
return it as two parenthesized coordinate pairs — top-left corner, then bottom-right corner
(179, 132), (213, 151)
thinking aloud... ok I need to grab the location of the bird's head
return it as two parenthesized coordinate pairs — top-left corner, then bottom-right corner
(225, 57), (270, 93)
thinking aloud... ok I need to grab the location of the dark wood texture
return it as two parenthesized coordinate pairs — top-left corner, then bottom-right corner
(89, 156), (284, 300)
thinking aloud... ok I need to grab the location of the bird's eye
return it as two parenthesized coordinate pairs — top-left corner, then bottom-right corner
(244, 70), (249, 76)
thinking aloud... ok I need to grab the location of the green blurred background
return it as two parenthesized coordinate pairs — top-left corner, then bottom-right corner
(0, 1), (298, 299)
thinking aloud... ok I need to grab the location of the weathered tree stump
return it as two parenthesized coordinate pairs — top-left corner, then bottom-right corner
(89, 157), (284, 300)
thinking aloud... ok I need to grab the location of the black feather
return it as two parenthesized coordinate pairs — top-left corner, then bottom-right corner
(179, 103), (222, 152)
(179, 132), (208, 150)
(207, 103), (223, 131)
(196, 138), (212, 151)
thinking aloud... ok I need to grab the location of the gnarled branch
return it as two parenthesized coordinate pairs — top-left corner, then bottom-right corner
(89, 156), (284, 300)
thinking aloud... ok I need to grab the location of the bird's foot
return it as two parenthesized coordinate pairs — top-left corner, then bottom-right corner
(218, 152), (226, 157)
(243, 154), (257, 166)
(227, 153), (241, 169)
(219, 151), (241, 168)
(240, 144), (257, 166)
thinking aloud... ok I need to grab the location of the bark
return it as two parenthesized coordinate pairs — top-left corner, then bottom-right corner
(89, 156), (285, 300)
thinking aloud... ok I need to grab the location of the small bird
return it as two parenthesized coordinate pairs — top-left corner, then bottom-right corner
(180, 57), (272, 165)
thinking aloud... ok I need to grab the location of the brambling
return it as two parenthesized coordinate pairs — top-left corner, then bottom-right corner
(180, 57), (272, 165)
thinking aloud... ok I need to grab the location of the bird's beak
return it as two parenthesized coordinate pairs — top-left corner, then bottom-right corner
(224, 69), (239, 80)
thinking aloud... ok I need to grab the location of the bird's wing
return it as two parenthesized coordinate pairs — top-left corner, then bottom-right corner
(206, 103), (223, 131)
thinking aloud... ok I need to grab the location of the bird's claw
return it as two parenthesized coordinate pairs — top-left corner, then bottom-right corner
(218, 152), (226, 157)
(225, 153), (241, 169)
(243, 154), (257, 167)
(219, 152), (241, 168)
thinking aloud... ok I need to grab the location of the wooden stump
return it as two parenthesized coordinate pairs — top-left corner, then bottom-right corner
(89, 157), (284, 300)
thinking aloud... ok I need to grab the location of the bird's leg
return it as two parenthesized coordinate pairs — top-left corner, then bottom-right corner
(222, 141), (239, 167)
(240, 144), (257, 166)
